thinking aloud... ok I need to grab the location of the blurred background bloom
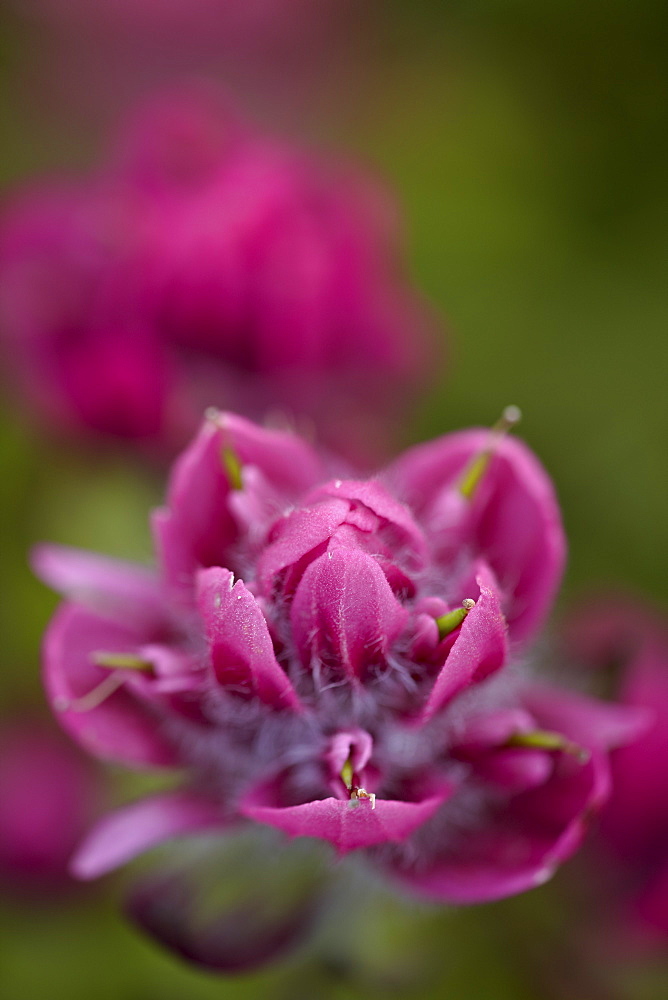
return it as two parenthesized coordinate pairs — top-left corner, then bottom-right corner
(0, 87), (436, 462)
(4, 0), (355, 131)
(0, 1), (666, 998)
(0, 710), (102, 895)
(567, 597), (668, 943)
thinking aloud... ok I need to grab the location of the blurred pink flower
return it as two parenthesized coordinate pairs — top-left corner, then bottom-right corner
(14, 0), (338, 43)
(0, 713), (101, 893)
(34, 410), (641, 917)
(0, 90), (436, 462)
(567, 597), (668, 940)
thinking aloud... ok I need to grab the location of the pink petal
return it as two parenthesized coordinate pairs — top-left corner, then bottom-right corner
(71, 792), (227, 879)
(154, 412), (328, 597)
(218, 412), (326, 497)
(386, 430), (566, 645)
(388, 752), (610, 903)
(523, 685), (650, 751)
(474, 748), (554, 794)
(256, 497), (350, 596)
(197, 567), (301, 710)
(417, 565), (508, 722)
(326, 729), (374, 778)
(136, 644), (204, 694)
(152, 418), (238, 595)
(305, 479), (428, 568)
(43, 603), (178, 768)
(32, 544), (165, 632)
(452, 708), (536, 754)
(241, 786), (452, 854)
(290, 548), (408, 681)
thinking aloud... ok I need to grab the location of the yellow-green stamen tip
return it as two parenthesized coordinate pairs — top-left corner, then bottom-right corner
(91, 651), (154, 672)
(506, 729), (589, 763)
(435, 599), (476, 641)
(340, 756), (354, 791)
(221, 441), (243, 491)
(459, 405), (522, 500)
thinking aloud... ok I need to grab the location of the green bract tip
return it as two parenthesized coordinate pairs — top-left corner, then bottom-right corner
(91, 651), (153, 672)
(435, 599), (476, 640)
(459, 405), (522, 500)
(221, 441), (243, 491)
(506, 729), (589, 763)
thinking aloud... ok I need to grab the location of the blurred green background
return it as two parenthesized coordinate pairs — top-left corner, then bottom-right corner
(0, 1), (666, 997)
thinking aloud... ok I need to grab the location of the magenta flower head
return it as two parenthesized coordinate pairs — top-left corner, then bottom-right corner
(34, 406), (645, 950)
(567, 597), (668, 940)
(0, 90), (435, 460)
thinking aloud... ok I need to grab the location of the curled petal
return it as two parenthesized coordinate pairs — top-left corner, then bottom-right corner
(136, 644), (204, 694)
(306, 479), (428, 568)
(197, 567), (301, 710)
(217, 412), (326, 497)
(290, 548), (407, 680)
(409, 613), (441, 661)
(386, 430), (565, 644)
(256, 497), (350, 596)
(154, 413), (328, 597)
(452, 709), (537, 754)
(326, 729), (374, 779)
(152, 418), (238, 595)
(388, 752), (610, 903)
(452, 708), (552, 792)
(43, 603), (178, 768)
(325, 729), (375, 798)
(71, 792), (227, 879)
(523, 685), (650, 752)
(417, 566), (508, 723)
(474, 748), (554, 794)
(32, 544), (165, 632)
(241, 784), (453, 854)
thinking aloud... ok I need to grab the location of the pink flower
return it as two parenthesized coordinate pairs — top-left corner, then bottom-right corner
(0, 90), (435, 460)
(0, 713), (102, 894)
(34, 408), (642, 920)
(567, 597), (668, 940)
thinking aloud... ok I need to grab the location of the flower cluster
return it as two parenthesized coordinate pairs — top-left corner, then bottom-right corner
(0, 91), (434, 459)
(36, 410), (643, 903)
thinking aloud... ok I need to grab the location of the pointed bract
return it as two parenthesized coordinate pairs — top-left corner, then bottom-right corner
(386, 430), (566, 644)
(241, 786), (453, 854)
(417, 564), (508, 722)
(197, 567), (301, 710)
(291, 548), (408, 680)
